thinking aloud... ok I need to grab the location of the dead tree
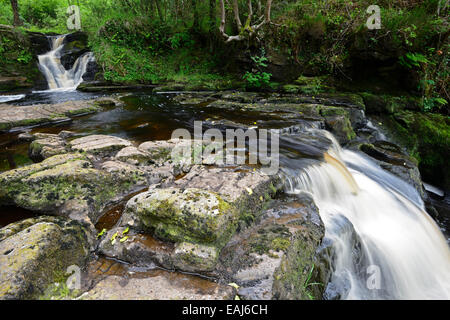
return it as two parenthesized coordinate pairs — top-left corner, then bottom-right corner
(219, 0), (273, 43)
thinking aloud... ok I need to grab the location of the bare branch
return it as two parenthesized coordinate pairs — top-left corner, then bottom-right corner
(219, 0), (275, 43)
(232, 0), (242, 30)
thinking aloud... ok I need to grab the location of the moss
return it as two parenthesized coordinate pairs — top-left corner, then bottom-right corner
(248, 224), (291, 255)
(379, 110), (450, 188)
(134, 188), (237, 247)
(271, 238), (291, 252)
(0, 27), (42, 91)
(272, 229), (325, 300)
(0, 217), (89, 299)
(361, 93), (423, 114)
(282, 84), (301, 94)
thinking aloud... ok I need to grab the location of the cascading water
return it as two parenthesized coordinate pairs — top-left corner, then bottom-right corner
(280, 128), (450, 300)
(37, 34), (94, 91)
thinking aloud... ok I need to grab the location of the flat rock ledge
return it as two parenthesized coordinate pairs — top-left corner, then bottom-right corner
(0, 97), (120, 132)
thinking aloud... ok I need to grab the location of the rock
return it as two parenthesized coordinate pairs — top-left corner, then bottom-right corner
(58, 130), (76, 139)
(0, 25), (47, 92)
(217, 193), (327, 300)
(98, 229), (176, 270)
(17, 132), (35, 142)
(59, 31), (89, 70)
(0, 100), (103, 132)
(82, 270), (234, 300)
(171, 165), (280, 220)
(120, 187), (235, 246)
(0, 77), (31, 91)
(271, 193), (328, 300)
(77, 81), (155, 92)
(29, 134), (66, 161)
(0, 216), (90, 299)
(360, 93), (422, 114)
(371, 111), (450, 190)
(138, 139), (193, 164)
(172, 242), (219, 273)
(153, 83), (187, 92)
(115, 146), (153, 165)
(0, 153), (148, 225)
(68, 134), (132, 155)
(99, 165), (280, 273)
(324, 115), (356, 144)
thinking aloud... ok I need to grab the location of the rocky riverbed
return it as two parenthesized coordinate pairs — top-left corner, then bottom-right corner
(0, 90), (447, 300)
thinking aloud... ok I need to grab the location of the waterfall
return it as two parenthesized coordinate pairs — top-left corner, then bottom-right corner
(280, 128), (450, 300)
(37, 34), (94, 91)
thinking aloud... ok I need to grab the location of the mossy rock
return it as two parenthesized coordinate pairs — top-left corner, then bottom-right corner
(324, 115), (356, 144)
(0, 216), (90, 299)
(0, 153), (147, 224)
(121, 187), (236, 246)
(361, 93), (422, 114)
(0, 26), (45, 92)
(376, 111), (450, 189)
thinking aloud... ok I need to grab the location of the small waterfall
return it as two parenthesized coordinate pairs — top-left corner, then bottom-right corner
(280, 128), (450, 299)
(37, 34), (94, 91)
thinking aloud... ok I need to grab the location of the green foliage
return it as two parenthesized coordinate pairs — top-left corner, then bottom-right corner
(302, 264), (323, 300)
(243, 49), (272, 89)
(399, 52), (429, 69)
(17, 49), (32, 64)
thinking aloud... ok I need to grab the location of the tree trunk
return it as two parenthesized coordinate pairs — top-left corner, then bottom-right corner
(154, 0), (164, 22)
(10, 0), (22, 26)
(192, 0), (199, 30)
(209, 0), (216, 31)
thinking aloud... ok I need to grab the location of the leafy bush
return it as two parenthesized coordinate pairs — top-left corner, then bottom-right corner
(243, 49), (272, 89)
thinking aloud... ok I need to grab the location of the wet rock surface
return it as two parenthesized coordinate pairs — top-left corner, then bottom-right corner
(0, 99), (110, 132)
(0, 216), (90, 299)
(217, 193), (327, 300)
(81, 257), (235, 300)
(0, 89), (443, 300)
(0, 151), (148, 227)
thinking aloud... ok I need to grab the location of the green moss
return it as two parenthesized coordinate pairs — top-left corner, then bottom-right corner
(271, 238), (291, 252)
(282, 84), (301, 94)
(378, 110), (450, 188)
(272, 229), (324, 300)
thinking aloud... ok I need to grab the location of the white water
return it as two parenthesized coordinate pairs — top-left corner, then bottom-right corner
(0, 94), (25, 103)
(37, 35), (94, 91)
(282, 129), (450, 300)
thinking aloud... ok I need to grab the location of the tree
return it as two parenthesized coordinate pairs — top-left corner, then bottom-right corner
(10, 0), (23, 26)
(219, 0), (273, 43)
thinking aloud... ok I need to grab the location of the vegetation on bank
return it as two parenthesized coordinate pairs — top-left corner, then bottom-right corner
(0, 1), (447, 111)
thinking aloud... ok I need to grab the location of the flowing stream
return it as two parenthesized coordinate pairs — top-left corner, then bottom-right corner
(280, 128), (450, 299)
(1, 88), (449, 299)
(37, 34), (94, 91)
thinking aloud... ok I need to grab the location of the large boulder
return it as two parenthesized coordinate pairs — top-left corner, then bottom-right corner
(98, 165), (280, 273)
(0, 216), (90, 299)
(0, 153), (148, 226)
(218, 192), (328, 300)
